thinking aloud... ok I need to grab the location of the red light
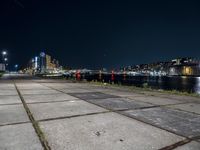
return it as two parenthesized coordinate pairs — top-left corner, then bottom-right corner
(76, 70), (81, 80)
(111, 70), (114, 81)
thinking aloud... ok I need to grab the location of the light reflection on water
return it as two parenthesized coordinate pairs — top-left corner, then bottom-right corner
(84, 74), (200, 95)
(195, 77), (200, 94)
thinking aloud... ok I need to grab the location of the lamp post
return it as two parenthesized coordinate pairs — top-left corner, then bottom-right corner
(1, 50), (8, 71)
(2, 51), (7, 61)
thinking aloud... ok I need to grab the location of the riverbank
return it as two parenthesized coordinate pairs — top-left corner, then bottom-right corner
(37, 74), (200, 98)
(0, 72), (4, 77)
(87, 80), (200, 99)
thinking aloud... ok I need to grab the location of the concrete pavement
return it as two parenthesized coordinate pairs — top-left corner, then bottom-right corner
(0, 73), (200, 150)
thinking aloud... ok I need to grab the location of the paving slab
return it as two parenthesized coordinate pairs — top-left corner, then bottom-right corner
(0, 104), (30, 125)
(41, 83), (83, 89)
(0, 95), (22, 105)
(28, 101), (107, 121)
(23, 93), (79, 103)
(69, 92), (119, 100)
(19, 89), (62, 95)
(0, 84), (15, 90)
(59, 88), (92, 93)
(174, 141), (200, 150)
(16, 83), (42, 86)
(89, 88), (115, 93)
(0, 123), (43, 150)
(168, 103), (200, 114)
(16, 84), (51, 90)
(39, 112), (184, 150)
(129, 96), (183, 105)
(0, 90), (18, 96)
(40, 85), (72, 89)
(122, 107), (200, 138)
(85, 98), (154, 110)
(103, 90), (144, 97)
(18, 86), (51, 90)
(158, 94), (200, 103)
(0, 83), (15, 87)
(79, 86), (117, 92)
(34, 79), (68, 83)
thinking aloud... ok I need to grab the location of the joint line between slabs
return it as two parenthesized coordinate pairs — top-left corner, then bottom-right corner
(38, 111), (111, 122)
(0, 121), (30, 127)
(13, 81), (51, 150)
(39, 82), (193, 140)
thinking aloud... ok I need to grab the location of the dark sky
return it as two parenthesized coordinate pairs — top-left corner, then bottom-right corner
(1, 0), (200, 69)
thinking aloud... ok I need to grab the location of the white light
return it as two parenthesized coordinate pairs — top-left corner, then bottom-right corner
(40, 52), (45, 57)
(196, 77), (200, 94)
(35, 57), (38, 69)
(4, 58), (8, 61)
(2, 51), (7, 55)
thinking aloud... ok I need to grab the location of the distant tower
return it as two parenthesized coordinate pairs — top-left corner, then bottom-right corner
(40, 52), (46, 73)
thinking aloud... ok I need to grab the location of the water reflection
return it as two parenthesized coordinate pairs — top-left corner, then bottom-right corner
(181, 76), (188, 86)
(83, 74), (200, 94)
(195, 77), (200, 94)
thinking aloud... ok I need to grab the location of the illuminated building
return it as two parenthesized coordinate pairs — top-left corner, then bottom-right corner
(183, 66), (193, 75)
(45, 54), (57, 70)
(0, 64), (5, 71)
(25, 52), (61, 74)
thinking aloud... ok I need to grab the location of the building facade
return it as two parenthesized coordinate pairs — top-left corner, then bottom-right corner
(25, 52), (60, 74)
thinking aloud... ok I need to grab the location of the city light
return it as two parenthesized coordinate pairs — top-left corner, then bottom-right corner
(15, 64), (18, 68)
(196, 77), (200, 94)
(35, 56), (38, 69)
(40, 52), (45, 57)
(2, 51), (7, 55)
(4, 58), (8, 61)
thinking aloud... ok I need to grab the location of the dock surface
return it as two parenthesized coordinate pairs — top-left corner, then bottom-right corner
(1, 73), (200, 150)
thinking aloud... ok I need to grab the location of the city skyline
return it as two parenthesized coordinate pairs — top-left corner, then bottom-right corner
(26, 52), (200, 70)
(1, 0), (200, 69)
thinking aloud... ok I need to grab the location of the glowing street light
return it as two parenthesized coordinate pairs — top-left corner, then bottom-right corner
(15, 64), (19, 72)
(1, 50), (8, 71)
(2, 51), (7, 56)
(15, 64), (18, 68)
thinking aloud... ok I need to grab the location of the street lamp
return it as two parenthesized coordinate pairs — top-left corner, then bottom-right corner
(1, 50), (8, 71)
(2, 51), (7, 56)
(15, 64), (18, 72)
(2, 50), (8, 61)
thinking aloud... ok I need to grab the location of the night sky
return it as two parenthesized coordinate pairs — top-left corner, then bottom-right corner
(1, 0), (200, 69)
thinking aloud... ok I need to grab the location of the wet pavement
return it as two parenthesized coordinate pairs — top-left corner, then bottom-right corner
(0, 73), (200, 150)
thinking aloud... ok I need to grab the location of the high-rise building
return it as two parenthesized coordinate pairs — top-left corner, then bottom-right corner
(46, 54), (51, 69)
(25, 52), (61, 74)
(45, 54), (56, 70)
(40, 52), (46, 73)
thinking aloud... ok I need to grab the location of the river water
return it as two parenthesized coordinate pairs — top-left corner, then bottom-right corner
(82, 74), (200, 94)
